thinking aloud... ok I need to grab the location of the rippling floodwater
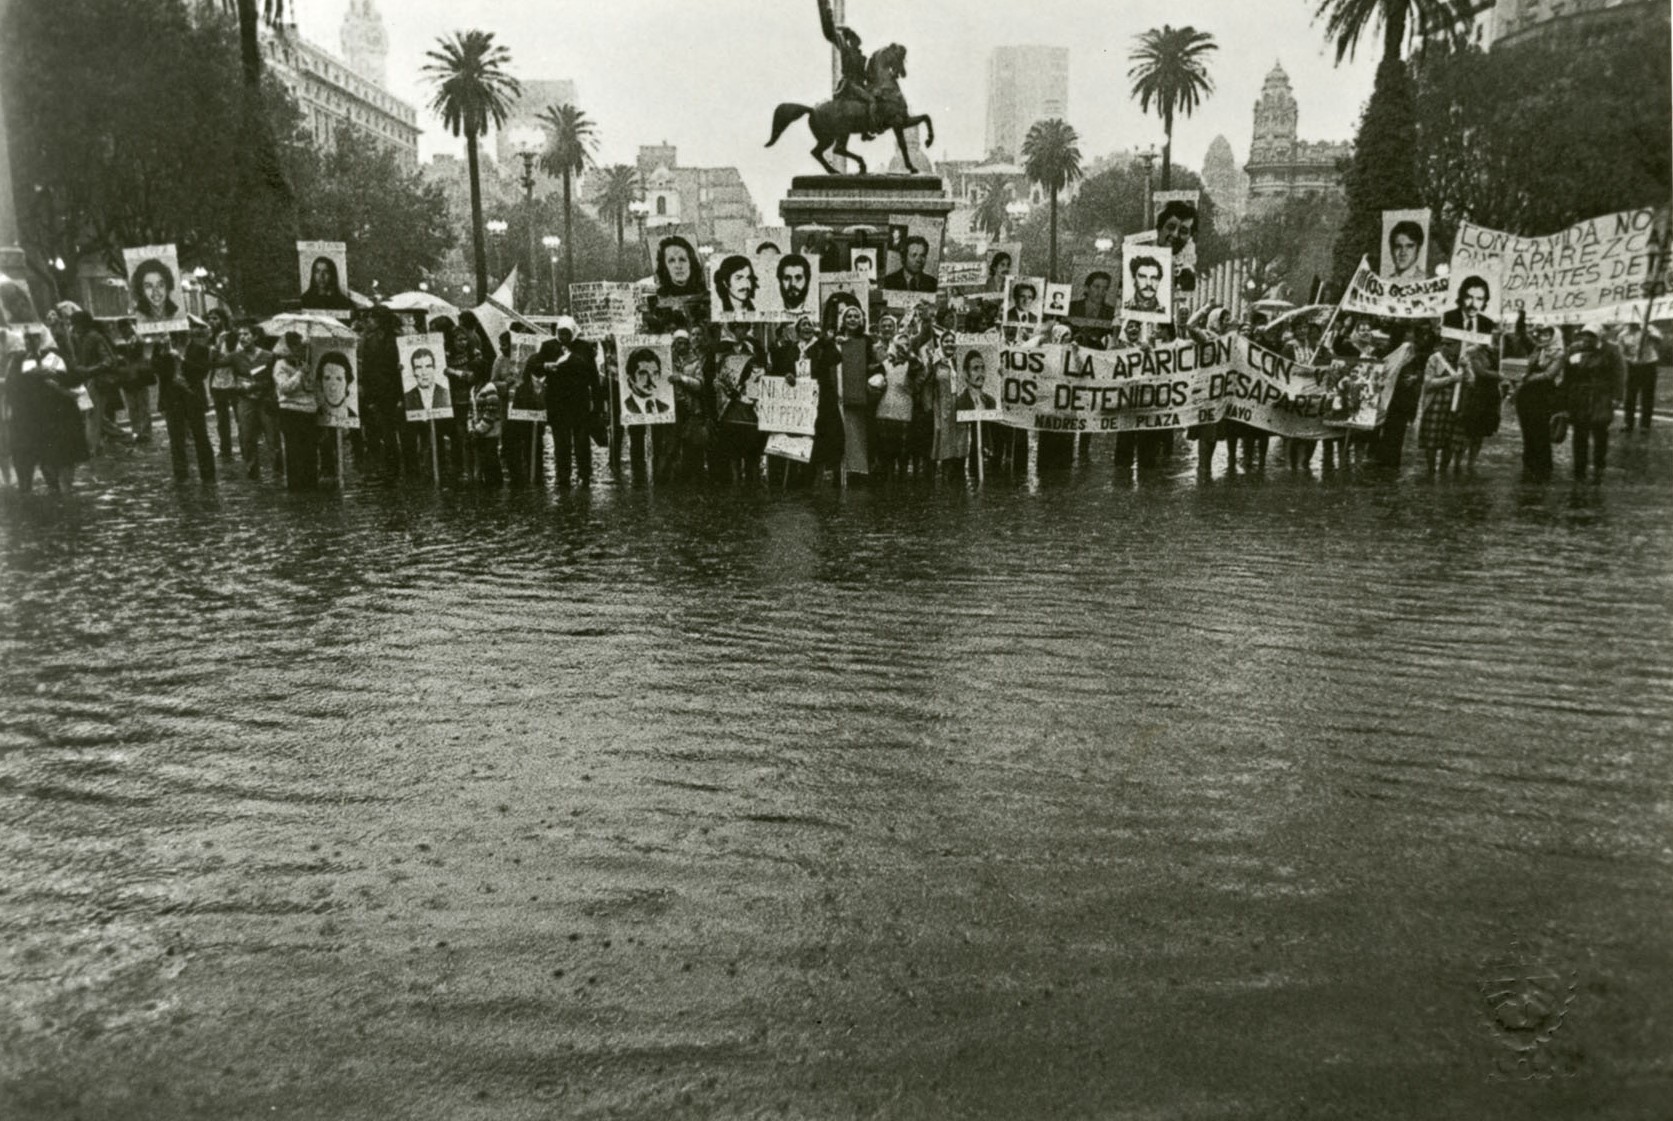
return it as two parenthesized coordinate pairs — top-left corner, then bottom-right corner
(3, 432), (1672, 1120)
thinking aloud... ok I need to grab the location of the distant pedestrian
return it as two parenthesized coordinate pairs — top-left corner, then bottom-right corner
(1616, 320), (1661, 433)
(1563, 327), (1624, 482)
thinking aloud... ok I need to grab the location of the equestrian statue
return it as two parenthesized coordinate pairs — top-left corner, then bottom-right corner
(766, 0), (936, 175)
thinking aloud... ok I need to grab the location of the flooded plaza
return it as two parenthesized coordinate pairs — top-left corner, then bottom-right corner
(2, 433), (1671, 1120)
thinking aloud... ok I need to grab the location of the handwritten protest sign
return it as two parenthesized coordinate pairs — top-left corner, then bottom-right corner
(1456, 207), (1672, 325)
(756, 374), (818, 436)
(568, 281), (640, 339)
(1341, 256), (1451, 319)
(615, 334), (676, 426)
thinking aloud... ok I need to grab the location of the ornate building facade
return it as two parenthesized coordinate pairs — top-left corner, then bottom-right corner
(1242, 62), (1349, 214)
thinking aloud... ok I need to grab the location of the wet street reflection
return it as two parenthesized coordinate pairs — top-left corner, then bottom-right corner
(3, 436), (1671, 1119)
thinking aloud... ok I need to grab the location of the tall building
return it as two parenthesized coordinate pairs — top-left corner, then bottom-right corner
(340, 0), (389, 86)
(1201, 135), (1246, 225)
(1489, 0), (1665, 46)
(262, 19), (419, 167)
(495, 79), (579, 167)
(1243, 62), (1349, 213)
(636, 145), (760, 250)
(984, 46), (1069, 161)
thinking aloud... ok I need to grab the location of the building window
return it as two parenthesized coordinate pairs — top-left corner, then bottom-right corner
(656, 196), (667, 216)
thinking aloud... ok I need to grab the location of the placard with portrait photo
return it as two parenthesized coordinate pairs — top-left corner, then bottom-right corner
(614, 334), (676, 426)
(1067, 267), (1120, 327)
(819, 271), (870, 335)
(123, 244), (188, 336)
(397, 332), (453, 421)
(1043, 283), (1073, 320)
(310, 340), (360, 429)
(298, 241), (353, 318)
(1003, 276), (1047, 329)
(1120, 244), (1174, 324)
(979, 241), (1021, 296)
(951, 334), (1003, 423)
(881, 214), (943, 307)
(754, 249), (821, 321)
(1380, 209), (1431, 281)
(1440, 255), (1502, 345)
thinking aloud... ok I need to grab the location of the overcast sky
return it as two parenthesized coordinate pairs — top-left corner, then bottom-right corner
(292, 0), (1379, 209)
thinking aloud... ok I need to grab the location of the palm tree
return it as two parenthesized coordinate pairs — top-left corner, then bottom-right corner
(220, 0), (297, 313)
(424, 31), (520, 300)
(537, 103), (597, 305)
(1022, 119), (1083, 283)
(1315, 0), (1471, 287)
(1316, 0), (1471, 65)
(592, 164), (640, 276)
(972, 180), (1013, 240)
(1127, 26), (1217, 191)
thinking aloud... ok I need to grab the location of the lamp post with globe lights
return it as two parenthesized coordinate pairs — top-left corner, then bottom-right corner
(628, 200), (652, 274)
(541, 235), (562, 313)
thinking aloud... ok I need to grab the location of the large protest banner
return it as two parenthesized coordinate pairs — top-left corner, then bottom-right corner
(122, 244), (189, 336)
(756, 374), (818, 436)
(310, 340), (360, 430)
(298, 240), (353, 317)
(615, 334), (676, 426)
(985, 335), (1335, 438)
(1341, 256), (1451, 319)
(1455, 207), (1672, 325)
(569, 281), (640, 338)
(397, 333), (452, 421)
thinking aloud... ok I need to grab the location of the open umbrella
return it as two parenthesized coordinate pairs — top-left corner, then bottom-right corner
(258, 312), (359, 340)
(385, 291), (461, 319)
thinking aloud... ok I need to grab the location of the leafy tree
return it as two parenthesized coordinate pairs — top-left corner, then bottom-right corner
(1315, 0), (1473, 288)
(1068, 163), (1229, 270)
(294, 142), (455, 297)
(591, 164), (640, 275)
(971, 180), (1014, 240)
(1127, 26), (1218, 190)
(425, 30), (520, 301)
(224, 0), (299, 314)
(1022, 119), (1083, 283)
(537, 103), (597, 308)
(1233, 192), (1349, 303)
(1410, 27), (1671, 241)
(2, 0), (302, 309)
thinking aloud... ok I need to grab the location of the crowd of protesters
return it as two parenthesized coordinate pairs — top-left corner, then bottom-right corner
(0, 287), (1660, 495)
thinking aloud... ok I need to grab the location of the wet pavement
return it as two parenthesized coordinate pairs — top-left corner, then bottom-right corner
(2, 428), (1671, 1119)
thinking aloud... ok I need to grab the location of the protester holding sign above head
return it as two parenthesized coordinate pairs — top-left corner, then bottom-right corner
(1385, 220), (1426, 281)
(882, 236), (937, 293)
(300, 253), (354, 313)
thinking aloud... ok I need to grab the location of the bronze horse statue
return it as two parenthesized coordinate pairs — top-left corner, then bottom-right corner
(766, 44), (936, 175)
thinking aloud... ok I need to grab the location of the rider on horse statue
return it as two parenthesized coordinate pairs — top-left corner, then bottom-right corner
(820, 0), (879, 141)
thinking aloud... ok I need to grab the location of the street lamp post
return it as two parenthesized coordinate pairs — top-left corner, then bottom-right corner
(628, 200), (652, 274)
(485, 219), (507, 285)
(541, 235), (562, 314)
(1136, 146), (1160, 229)
(517, 150), (539, 313)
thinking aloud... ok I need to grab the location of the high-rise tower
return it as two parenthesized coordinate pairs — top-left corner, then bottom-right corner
(341, 0), (389, 87)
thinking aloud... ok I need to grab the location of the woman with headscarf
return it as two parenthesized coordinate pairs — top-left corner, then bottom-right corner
(6, 326), (88, 492)
(1418, 337), (1470, 475)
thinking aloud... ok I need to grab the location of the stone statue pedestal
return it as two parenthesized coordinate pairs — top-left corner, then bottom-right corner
(778, 174), (954, 232)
